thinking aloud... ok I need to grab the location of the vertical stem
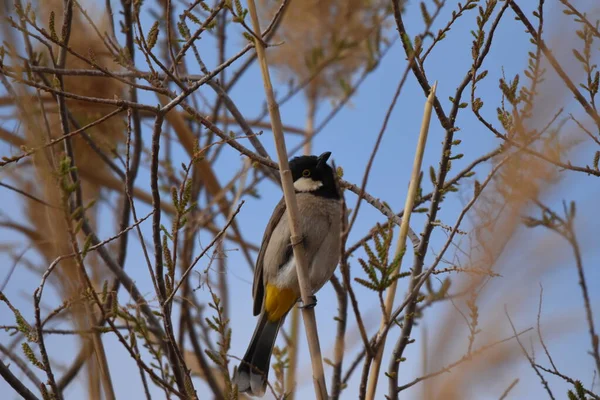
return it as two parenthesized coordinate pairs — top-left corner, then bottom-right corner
(365, 83), (437, 400)
(421, 325), (431, 400)
(286, 308), (300, 397)
(246, 2), (328, 398)
(217, 241), (229, 320)
(285, 95), (317, 398)
(330, 275), (348, 400)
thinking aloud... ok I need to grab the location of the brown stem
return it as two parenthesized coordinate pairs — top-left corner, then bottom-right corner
(365, 82), (437, 400)
(247, 0), (329, 397)
(0, 358), (39, 400)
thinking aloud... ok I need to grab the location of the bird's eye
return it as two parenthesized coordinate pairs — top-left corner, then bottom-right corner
(302, 169), (311, 177)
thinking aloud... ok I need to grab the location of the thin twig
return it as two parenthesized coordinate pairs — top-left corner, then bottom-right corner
(499, 379), (520, 400)
(505, 306), (555, 399)
(535, 363), (600, 400)
(536, 284), (558, 372)
(165, 201), (244, 305)
(396, 328), (533, 392)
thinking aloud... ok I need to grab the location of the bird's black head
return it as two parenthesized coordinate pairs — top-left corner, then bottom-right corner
(288, 151), (340, 199)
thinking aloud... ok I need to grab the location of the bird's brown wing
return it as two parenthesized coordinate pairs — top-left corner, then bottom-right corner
(252, 198), (287, 316)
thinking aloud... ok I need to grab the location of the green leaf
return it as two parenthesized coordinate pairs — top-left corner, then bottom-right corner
(49, 11), (58, 42)
(200, 1), (211, 12)
(567, 391), (578, 400)
(22, 343), (45, 370)
(82, 235), (93, 259)
(475, 70), (488, 82)
(362, 242), (377, 266)
(572, 49), (585, 64)
(574, 380), (586, 399)
(420, 2), (431, 25)
(184, 10), (200, 25)
(171, 186), (180, 211)
(205, 349), (223, 366)
(234, 0), (244, 17)
(147, 21), (160, 51)
(472, 97), (484, 112)
(354, 277), (379, 291)
(429, 165), (437, 186)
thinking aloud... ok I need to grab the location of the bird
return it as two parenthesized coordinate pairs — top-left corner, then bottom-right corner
(234, 151), (343, 397)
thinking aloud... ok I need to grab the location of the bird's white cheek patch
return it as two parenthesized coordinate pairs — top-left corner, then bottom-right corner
(293, 177), (323, 192)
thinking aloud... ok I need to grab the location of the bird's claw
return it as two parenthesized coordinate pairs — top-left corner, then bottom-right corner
(290, 234), (307, 248)
(298, 295), (317, 309)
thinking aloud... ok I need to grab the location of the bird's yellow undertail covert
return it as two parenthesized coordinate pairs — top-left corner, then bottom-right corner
(264, 284), (296, 322)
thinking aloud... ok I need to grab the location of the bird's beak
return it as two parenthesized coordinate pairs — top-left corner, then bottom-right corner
(317, 151), (331, 169)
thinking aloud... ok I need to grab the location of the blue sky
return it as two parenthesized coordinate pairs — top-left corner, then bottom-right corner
(1, 0), (599, 399)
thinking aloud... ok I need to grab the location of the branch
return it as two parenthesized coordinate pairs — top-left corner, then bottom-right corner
(329, 275), (348, 400)
(505, 306), (555, 399)
(0, 343), (43, 389)
(396, 328), (533, 392)
(0, 358), (39, 400)
(247, 0), (328, 397)
(365, 82), (437, 400)
(509, 1), (600, 128)
(380, 4), (512, 398)
(535, 364), (600, 400)
(164, 201), (244, 305)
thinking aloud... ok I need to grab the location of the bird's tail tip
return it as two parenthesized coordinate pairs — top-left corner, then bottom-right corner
(234, 364), (267, 397)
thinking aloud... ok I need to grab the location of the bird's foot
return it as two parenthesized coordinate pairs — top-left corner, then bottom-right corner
(298, 295), (317, 309)
(290, 234), (307, 248)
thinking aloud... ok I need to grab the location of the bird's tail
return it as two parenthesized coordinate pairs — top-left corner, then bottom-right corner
(234, 312), (285, 397)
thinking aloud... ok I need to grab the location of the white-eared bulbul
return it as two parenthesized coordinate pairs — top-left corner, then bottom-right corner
(234, 151), (343, 397)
